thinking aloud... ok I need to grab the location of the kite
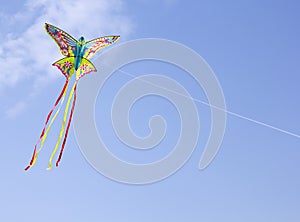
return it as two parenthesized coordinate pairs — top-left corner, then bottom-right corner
(25, 23), (120, 170)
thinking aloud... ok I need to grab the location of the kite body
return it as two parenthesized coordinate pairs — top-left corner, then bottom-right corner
(25, 23), (120, 170)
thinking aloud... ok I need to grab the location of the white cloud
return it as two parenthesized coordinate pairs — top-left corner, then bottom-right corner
(0, 0), (133, 118)
(0, 0), (133, 90)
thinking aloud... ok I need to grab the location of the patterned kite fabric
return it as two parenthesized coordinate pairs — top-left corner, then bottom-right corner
(25, 23), (120, 170)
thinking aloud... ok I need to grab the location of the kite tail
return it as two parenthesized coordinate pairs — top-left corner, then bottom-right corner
(39, 86), (68, 149)
(56, 82), (77, 167)
(25, 79), (69, 171)
(47, 81), (77, 170)
(24, 146), (37, 171)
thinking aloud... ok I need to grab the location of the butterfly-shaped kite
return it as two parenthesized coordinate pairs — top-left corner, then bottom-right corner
(25, 23), (120, 170)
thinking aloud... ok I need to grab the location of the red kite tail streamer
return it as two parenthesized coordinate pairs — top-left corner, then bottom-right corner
(56, 82), (77, 167)
(25, 79), (69, 171)
(47, 81), (77, 170)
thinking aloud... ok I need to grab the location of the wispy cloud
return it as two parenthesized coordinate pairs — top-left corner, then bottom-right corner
(0, 0), (133, 118)
(0, 0), (132, 90)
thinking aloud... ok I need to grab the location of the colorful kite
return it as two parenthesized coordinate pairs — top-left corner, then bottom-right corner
(25, 23), (120, 170)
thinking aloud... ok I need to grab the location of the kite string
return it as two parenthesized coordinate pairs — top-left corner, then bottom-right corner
(103, 65), (300, 139)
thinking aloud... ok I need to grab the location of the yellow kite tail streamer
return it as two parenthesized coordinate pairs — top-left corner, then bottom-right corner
(33, 80), (70, 161)
(56, 82), (77, 167)
(47, 81), (77, 170)
(25, 79), (69, 171)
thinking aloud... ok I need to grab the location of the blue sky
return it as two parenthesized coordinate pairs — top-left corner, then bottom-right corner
(1, 0), (300, 221)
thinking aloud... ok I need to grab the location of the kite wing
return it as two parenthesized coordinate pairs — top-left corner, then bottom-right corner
(25, 23), (120, 171)
(76, 58), (97, 79)
(83, 36), (120, 59)
(45, 23), (77, 57)
(53, 57), (75, 78)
